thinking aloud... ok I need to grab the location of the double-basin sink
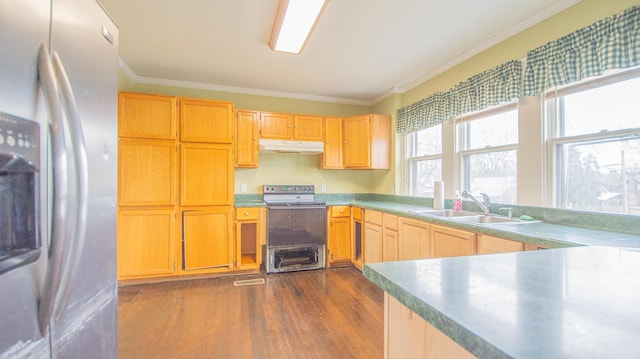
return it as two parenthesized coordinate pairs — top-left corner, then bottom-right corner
(408, 209), (539, 225)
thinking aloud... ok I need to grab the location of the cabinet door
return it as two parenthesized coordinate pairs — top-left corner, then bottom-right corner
(398, 217), (431, 260)
(477, 235), (524, 254)
(383, 229), (398, 262)
(386, 294), (475, 359)
(180, 98), (233, 143)
(118, 92), (177, 139)
(182, 208), (232, 271)
(352, 208), (363, 270)
(320, 116), (343, 169)
(118, 139), (177, 206)
(260, 112), (293, 139)
(364, 223), (383, 263)
(431, 225), (476, 258)
(180, 143), (234, 206)
(343, 115), (371, 168)
(329, 217), (351, 264)
(235, 110), (259, 167)
(293, 114), (323, 141)
(117, 209), (176, 279)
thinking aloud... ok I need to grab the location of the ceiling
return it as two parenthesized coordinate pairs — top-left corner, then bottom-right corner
(100, 0), (579, 106)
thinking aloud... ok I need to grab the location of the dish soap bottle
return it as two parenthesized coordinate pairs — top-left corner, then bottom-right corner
(453, 191), (462, 212)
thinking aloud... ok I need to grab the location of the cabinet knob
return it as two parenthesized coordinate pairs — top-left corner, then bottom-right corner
(326, 140), (329, 144)
(288, 124), (292, 128)
(295, 125), (298, 128)
(339, 209), (344, 213)
(344, 140), (348, 144)
(253, 137), (256, 141)
(244, 212), (249, 216)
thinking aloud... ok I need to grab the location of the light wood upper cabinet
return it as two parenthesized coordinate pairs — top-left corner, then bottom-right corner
(180, 98), (233, 143)
(260, 112), (324, 141)
(180, 143), (234, 206)
(293, 114), (324, 141)
(477, 235), (524, 254)
(118, 92), (177, 139)
(320, 116), (343, 169)
(398, 217), (431, 260)
(431, 224), (476, 258)
(260, 112), (293, 139)
(118, 138), (177, 206)
(182, 208), (233, 271)
(117, 209), (176, 279)
(235, 110), (259, 168)
(343, 114), (391, 169)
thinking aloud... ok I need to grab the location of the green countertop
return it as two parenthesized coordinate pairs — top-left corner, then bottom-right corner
(364, 246), (640, 358)
(234, 194), (640, 249)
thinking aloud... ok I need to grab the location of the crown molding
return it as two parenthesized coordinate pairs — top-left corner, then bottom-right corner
(117, 61), (372, 107)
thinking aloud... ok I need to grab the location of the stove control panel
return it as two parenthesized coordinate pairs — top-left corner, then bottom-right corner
(263, 185), (315, 194)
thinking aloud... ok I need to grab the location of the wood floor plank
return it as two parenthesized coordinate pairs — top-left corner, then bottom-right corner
(118, 267), (384, 358)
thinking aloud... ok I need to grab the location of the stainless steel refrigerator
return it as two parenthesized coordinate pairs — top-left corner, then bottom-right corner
(0, 0), (119, 357)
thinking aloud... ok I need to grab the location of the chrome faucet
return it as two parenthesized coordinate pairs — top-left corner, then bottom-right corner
(461, 190), (490, 214)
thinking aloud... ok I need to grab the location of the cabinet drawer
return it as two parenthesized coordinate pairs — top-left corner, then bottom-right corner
(383, 213), (398, 231)
(365, 210), (383, 226)
(331, 206), (350, 218)
(236, 207), (261, 220)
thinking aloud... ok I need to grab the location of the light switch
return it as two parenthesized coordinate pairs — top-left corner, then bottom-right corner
(241, 184), (247, 193)
(321, 184), (326, 193)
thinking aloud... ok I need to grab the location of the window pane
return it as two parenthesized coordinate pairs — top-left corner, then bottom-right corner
(465, 150), (517, 204)
(411, 158), (442, 197)
(463, 109), (518, 150)
(562, 76), (640, 137)
(412, 124), (442, 156)
(557, 137), (640, 214)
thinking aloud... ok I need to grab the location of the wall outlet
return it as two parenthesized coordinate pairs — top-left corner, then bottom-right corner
(241, 184), (247, 193)
(321, 184), (326, 193)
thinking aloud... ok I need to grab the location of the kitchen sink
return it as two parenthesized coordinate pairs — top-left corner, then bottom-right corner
(408, 209), (478, 217)
(409, 209), (540, 224)
(455, 215), (540, 224)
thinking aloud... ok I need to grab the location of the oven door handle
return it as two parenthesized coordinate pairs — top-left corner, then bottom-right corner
(268, 205), (326, 210)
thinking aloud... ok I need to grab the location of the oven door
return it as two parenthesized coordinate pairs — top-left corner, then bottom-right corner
(266, 205), (327, 248)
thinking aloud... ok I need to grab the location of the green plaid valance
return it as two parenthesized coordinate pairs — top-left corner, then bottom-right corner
(397, 60), (522, 134)
(524, 6), (640, 96)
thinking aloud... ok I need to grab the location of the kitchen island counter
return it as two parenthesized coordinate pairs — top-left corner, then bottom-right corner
(364, 246), (640, 358)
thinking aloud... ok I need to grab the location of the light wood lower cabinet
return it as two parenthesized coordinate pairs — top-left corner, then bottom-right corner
(182, 207), (233, 273)
(431, 224), (476, 258)
(478, 234), (525, 254)
(235, 207), (264, 270)
(117, 209), (177, 279)
(352, 207), (364, 270)
(386, 293), (474, 359)
(398, 217), (431, 260)
(382, 213), (399, 262)
(328, 206), (352, 265)
(364, 210), (383, 263)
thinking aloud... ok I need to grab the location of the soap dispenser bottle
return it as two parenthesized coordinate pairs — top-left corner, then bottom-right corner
(453, 191), (462, 212)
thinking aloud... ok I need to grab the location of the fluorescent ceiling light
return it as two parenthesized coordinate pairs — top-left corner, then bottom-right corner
(270, 0), (328, 54)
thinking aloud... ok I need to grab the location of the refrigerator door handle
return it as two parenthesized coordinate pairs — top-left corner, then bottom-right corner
(36, 44), (73, 336)
(50, 51), (89, 320)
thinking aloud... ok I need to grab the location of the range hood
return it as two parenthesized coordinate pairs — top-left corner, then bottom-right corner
(259, 139), (324, 154)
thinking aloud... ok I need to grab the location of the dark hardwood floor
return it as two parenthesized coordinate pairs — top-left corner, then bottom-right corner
(118, 267), (384, 358)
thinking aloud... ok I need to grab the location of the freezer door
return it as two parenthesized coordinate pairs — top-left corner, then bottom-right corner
(0, 0), (52, 358)
(48, 0), (119, 357)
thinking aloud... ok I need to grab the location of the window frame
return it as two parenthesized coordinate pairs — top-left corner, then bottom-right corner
(545, 67), (640, 211)
(405, 124), (443, 197)
(456, 103), (519, 203)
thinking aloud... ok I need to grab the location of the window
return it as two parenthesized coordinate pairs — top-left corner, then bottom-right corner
(547, 68), (640, 214)
(406, 124), (442, 197)
(457, 104), (518, 204)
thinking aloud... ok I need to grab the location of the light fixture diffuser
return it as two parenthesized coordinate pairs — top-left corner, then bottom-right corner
(269, 0), (328, 54)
